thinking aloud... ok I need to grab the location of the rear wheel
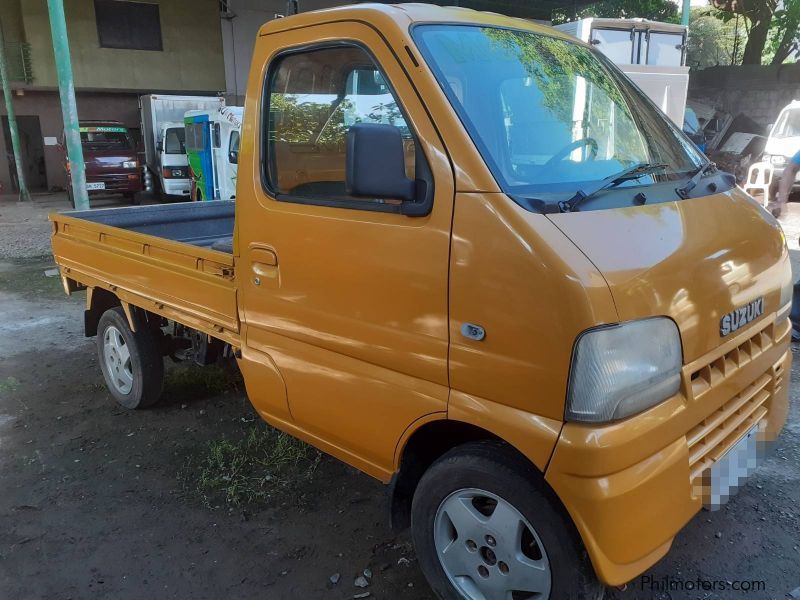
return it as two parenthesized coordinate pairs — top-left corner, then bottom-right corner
(97, 307), (164, 409)
(411, 441), (603, 600)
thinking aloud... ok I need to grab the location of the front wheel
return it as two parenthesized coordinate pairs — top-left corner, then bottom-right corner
(411, 441), (603, 600)
(97, 307), (164, 409)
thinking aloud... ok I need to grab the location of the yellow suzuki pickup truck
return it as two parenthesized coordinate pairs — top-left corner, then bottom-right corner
(50, 5), (791, 599)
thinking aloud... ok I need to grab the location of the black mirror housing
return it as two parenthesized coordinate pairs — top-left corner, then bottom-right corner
(346, 123), (415, 202)
(229, 150), (238, 164)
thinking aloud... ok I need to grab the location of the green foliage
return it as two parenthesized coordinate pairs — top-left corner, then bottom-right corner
(553, 0), (680, 24)
(183, 426), (321, 508)
(765, 0), (800, 64)
(0, 376), (20, 395)
(685, 8), (748, 68)
(552, 0), (795, 66)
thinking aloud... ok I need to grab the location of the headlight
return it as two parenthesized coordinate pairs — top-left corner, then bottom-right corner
(123, 160), (138, 169)
(770, 155), (787, 166)
(566, 318), (682, 423)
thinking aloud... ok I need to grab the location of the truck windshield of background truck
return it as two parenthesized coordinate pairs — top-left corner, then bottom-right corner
(772, 107), (800, 139)
(413, 25), (704, 206)
(79, 127), (134, 151)
(164, 127), (186, 154)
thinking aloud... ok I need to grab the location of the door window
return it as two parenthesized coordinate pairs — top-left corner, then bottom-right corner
(213, 123), (221, 148)
(591, 29), (633, 64)
(646, 32), (684, 66)
(264, 44), (417, 204)
(164, 127), (185, 154)
(229, 130), (240, 163)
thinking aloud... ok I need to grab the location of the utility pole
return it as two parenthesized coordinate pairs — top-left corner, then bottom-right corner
(0, 20), (31, 202)
(681, 0), (691, 26)
(47, 0), (88, 210)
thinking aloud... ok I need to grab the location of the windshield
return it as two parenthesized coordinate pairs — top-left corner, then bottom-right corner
(772, 108), (800, 140)
(79, 126), (133, 151)
(164, 127), (186, 154)
(413, 25), (703, 198)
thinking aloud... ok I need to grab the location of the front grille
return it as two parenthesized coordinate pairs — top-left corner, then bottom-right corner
(686, 321), (784, 484)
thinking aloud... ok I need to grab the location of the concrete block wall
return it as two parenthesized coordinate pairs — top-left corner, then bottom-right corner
(689, 64), (800, 130)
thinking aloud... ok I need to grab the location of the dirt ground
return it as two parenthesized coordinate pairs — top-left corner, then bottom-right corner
(1, 193), (799, 600)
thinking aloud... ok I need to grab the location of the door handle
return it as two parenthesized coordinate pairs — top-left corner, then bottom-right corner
(250, 245), (279, 282)
(251, 247), (278, 267)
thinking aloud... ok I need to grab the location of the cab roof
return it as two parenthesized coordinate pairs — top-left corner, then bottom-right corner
(259, 3), (574, 42)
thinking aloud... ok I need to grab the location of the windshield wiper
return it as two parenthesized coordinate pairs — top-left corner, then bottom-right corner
(558, 162), (669, 213)
(675, 162), (716, 199)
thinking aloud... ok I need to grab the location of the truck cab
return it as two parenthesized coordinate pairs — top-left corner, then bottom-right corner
(156, 121), (191, 197)
(139, 94), (225, 200)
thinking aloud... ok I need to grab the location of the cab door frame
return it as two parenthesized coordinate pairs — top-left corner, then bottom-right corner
(236, 20), (457, 480)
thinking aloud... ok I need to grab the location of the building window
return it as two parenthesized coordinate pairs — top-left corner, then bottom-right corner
(94, 0), (163, 51)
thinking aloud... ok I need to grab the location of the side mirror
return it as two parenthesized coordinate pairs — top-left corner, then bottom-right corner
(229, 149), (238, 164)
(156, 142), (163, 153)
(346, 123), (414, 202)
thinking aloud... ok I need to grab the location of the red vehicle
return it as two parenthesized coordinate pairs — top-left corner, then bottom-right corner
(62, 121), (143, 207)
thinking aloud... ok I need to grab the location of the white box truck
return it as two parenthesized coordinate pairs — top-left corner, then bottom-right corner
(554, 18), (689, 126)
(139, 94), (225, 199)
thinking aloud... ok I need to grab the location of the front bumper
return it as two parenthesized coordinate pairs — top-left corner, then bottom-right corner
(162, 177), (191, 197)
(545, 316), (791, 586)
(86, 172), (143, 194)
(769, 165), (800, 188)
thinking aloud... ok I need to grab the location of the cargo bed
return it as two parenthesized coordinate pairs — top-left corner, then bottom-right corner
(50, 201), (239, 346)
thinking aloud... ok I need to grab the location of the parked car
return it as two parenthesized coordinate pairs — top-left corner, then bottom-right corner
(763, 100), (800, 200)
(139, 94), (225, 200)
(184, 106), (242, 201)
(50, 6), (791, 599)
(62, 121), (142, 207)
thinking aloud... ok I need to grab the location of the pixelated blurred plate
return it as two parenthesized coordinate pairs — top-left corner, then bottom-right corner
(706, 424), (760, 511)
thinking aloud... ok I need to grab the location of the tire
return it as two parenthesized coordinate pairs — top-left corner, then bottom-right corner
(411, 440), (604, 600)
(97, 307), (164, 409)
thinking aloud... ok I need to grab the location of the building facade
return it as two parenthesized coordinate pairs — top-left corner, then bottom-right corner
(0, 0), (583, 193)
(0, 0), (226, 192)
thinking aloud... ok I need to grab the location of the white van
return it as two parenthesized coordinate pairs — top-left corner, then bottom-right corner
(763, 100), (800, 194)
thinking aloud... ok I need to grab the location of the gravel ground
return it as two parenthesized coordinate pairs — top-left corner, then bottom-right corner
(0, 192), (150, 260)
(0, 194), (62, 259)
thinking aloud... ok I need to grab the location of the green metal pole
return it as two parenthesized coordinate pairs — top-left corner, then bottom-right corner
(47, 0), (88, 210)
(681, 0), (691, 26)
(0, 21), (31, 202)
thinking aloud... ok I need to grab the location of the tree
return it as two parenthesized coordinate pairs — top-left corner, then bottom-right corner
(767, 0), (800, 65)
(709, 0), (777, 64)
(552, 0), (679, 24)
(685, 8), (746, 68)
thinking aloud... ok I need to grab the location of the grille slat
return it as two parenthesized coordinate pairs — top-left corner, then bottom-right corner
(686, 321), (778, 488)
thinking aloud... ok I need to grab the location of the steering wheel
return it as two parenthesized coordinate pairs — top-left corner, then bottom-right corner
(545, 138), (599, 166)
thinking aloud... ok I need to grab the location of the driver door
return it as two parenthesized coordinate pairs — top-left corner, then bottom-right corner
(237, 22), (455, 478)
